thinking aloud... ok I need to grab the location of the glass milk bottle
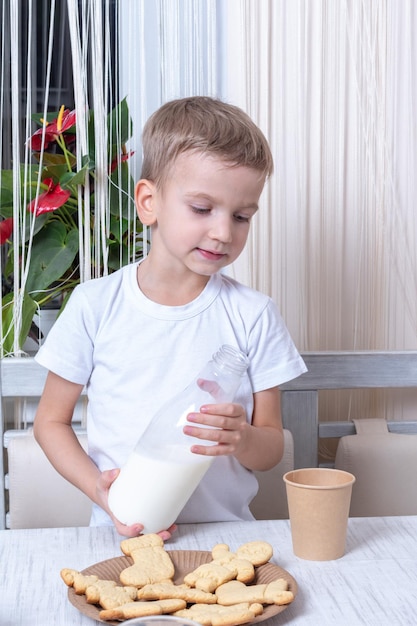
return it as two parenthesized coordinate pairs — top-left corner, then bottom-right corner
(108, 345), (249, 533)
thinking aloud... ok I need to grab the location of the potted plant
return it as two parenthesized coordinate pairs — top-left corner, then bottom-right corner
(0, 99), (142, 357)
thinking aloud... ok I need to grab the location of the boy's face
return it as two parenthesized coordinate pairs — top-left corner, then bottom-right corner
(137, 151), (266, 278)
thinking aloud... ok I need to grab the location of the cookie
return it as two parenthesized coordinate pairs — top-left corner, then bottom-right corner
(263, 578), (294, 604)
(210, 545), (255, 583)
(60, 568), (99, 594)
(183, 562), (237, 593)
(216, 578), (294, 606)
(235, 540), (273, 566)
(85, 579), (137, 608)
(99, 598), (186, 621)
(137, 581), (217, 604)
(119, 545), (175, 587)
(120, 533), (164, 555)
(173, 601), (263, 626)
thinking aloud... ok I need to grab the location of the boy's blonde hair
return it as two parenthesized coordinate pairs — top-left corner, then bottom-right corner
(140, 96), (273, 187)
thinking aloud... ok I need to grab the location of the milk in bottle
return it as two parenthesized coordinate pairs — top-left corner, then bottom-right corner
(108, 345), (249, 533)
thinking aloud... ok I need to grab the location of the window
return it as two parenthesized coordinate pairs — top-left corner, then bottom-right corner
(0, 0), (117, 168)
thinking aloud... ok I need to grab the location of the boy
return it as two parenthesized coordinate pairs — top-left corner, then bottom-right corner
(33, 96), (306, 538)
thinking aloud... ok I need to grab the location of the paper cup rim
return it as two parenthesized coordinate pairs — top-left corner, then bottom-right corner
(283, 467), (356, 489)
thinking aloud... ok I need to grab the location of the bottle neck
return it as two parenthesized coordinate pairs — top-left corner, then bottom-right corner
(212, 345), (249, 377)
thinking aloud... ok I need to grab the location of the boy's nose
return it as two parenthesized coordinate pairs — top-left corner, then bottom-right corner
(209, 217), (233, 243)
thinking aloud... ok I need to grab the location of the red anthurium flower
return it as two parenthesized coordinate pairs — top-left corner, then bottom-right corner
(28, 178), (71, 216)
(110, 149), (134, 174)
(29, 106), (77, 151)
(0, 217), (13, 244)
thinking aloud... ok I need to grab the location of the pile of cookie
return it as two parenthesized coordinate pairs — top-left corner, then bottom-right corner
(61, 533), (294, 625)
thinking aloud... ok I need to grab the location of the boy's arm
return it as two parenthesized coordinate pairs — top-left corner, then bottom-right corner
(34, 371), (176, 539)
(234, 386), (284, 471)
(33, 372), (102, 504)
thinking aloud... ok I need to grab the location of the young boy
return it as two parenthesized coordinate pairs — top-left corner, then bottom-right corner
(33, 96), (306, 538)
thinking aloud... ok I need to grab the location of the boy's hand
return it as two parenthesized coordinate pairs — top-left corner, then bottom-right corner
(98, 469), (177, 539)
(184, 402), (249, 457)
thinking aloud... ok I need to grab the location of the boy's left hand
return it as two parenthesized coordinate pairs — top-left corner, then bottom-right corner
(184, 403), (249, 457)
(99, 469), (178, 539)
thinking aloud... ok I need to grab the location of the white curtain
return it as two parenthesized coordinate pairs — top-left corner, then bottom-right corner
(117, 0), (219, 257)
(223, 0), (417, 353)
(118, 0), (219, 184)
(221, 0), (417, 429)
(0, 0), (133, 356)
(2, 0), (416, 426)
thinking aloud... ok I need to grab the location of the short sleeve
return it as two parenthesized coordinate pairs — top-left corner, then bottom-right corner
(247, 298), (307, 392)
(35, 285), (96, 385)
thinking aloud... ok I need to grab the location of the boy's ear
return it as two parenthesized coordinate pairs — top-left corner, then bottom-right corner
(135, 179), (157, 225)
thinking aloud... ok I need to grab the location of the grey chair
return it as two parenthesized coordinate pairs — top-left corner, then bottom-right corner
(250, 428), (294, 519)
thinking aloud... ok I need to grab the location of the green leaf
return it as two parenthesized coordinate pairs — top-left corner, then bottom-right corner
(21, 211), (51, 243)
(0, 169), (16, 192)
(86, 100), (132, 163)
(109, 161), (135, 218)
(25, 222), (79, 295)
(81, 154), (94, 170)
(0, 165), (39, 202)
(36, 152), (75, 168)
(2, 251), (14, 281)
(108, 98), (133, 152)
(107, 240), (130, 270)
(109, 214), (128, 243)
(43, 163), (70, 182)
(0, 187), (14, 216)
(59, 168), (86, 190)
(1, 291), (38, 356)
(1, 165), (41, 185)
(31, 111), (59, 125)
(87, 111), (96, 163)
(1, 165), (42, 217)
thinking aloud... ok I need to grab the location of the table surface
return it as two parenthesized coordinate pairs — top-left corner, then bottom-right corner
(1, 516), (416, 626)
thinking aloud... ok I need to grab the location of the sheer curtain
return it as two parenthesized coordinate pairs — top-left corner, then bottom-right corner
(2, 1), (416, 425)
(116, 0), (220, 258)
(0, 0), (131, 355)
(0, 0), (219, 356)
(118, 0), (219, 183)
(223, 0), (417, 353)
(221, 0), (417, 427)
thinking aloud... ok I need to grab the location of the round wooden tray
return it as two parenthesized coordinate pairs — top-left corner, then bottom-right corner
(68, 549), (297, 624)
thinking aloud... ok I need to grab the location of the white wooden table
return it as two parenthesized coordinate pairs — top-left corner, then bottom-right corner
(1, 517), (416, 625)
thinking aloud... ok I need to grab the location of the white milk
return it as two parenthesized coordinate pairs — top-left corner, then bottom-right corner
(108, 448), (212, 533)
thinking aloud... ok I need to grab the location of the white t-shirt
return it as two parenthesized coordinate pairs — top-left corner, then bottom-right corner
(35, 263), (306, 526)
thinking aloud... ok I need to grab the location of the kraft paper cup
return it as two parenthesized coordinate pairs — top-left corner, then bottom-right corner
(283, 467), (355, 561)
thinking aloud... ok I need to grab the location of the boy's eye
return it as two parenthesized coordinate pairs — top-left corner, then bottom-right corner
(190, 206), (252, 223)
(234, 214), (251, 223)
(191, 206), (211, 215)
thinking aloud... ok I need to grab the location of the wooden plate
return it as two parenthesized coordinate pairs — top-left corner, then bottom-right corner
(67, 550), (297, 624)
